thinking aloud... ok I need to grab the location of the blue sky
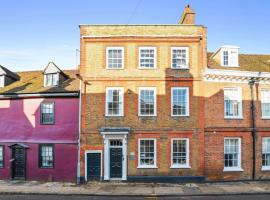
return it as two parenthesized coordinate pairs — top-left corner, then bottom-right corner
(0, 0), (269, 71)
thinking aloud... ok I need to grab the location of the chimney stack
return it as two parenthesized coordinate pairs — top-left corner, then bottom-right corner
(178, 5), (195, 25)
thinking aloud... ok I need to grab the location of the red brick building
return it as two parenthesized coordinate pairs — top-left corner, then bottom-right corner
(78, 5), (270, 182)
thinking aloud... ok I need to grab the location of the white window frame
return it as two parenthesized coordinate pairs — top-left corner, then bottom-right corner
(0, 75), (4, 88)
(224, 87), (243, 119)
(171, 87), (189, 117)
(137, 138), (157, 168)
(138, 87), (157, 116)
(171, 47), (189, 69)
(170, 138), (190, 169)
(40, 102), (55, 125)
(262, 137), (270, 171)
(105, 87), (124, 117)
(261, 89), (270, 119)
(221, 48), (239, 67)
(223, 137), (243, 172)
(106, 47), (124, 69)
(138, 47), (157, 69)
(44, 73), (59, 87)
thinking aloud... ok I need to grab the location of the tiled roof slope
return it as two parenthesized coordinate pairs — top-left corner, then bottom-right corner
(208, 53), (270, 72)
(0, 70), (79, 94)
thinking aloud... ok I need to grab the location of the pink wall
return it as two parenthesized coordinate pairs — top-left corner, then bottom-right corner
(0, 143), (78, 182)
(0, 98), (79, 143)
(0, 97), (79, 182)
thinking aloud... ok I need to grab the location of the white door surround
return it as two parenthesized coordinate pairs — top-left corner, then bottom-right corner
(101, 131), (129, 180)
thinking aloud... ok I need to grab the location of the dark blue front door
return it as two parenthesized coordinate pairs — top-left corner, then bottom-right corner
(110, 148), (122, 178)
(87, 153), (101, 180)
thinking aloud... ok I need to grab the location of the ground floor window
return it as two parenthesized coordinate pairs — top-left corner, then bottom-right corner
(0, 146), (4, 168)
(171, 138), (190, 168)
(39, 144), (54, 168)
(224, 138), (242, 171)
(138, 139), (156, 168)
(262, 137), (270, 170)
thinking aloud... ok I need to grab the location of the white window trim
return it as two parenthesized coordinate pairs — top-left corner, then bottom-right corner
(105, 87), (124, 117)
(0, 75), (4, 88)
(170, 138), (191, 169)
(171, 47), (189, 69)
(44, 73), (60, 87)
(262, 137), (270, 171)
(138, 47), (157, 69)
(223, 137), (243, 172)
(106, 47), (124, 69)
(261, 89), (270, 119)
(220, 48), (239, 67)
(138, 87), (157, 117)
(171, 87), (190, 117)
(137, 138), (157, 169)
(224, 87), (243, 119)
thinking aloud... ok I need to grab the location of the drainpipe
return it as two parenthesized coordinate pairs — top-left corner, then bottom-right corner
(249, 78), (256, 180)
(76, 78), (82, 184)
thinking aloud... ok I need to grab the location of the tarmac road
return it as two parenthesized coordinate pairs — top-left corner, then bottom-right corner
(0, 194), (269, 200)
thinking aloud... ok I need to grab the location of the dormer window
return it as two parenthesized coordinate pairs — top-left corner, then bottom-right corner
(45, 73), (59, 87)
(221, 46), (239, 67)
(0, 75), (4, 88)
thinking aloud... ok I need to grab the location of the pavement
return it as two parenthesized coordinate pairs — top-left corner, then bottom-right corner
(0, 180), (270, 197)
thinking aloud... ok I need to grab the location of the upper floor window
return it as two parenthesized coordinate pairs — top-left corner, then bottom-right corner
(171, 87), (189, 116)
(45, 73), (59, 87)
(106, 47), (124, 69)
(39, 144), (54, 168)
(221, 48), (239, 67)
(40, 102), (55, 125)
(139, 87), (156, 116)
(139, 47), (156, 69)
(0, 146), (4, 168)
(224, 138), (242, 171)
(171, 47), (189, 69)
(0, 75), (4, 88)
(138, 139), (157, 168)
(171, 138), (190, 168)
(224, 87), (242, 118)
(261, 89), (270, 119)
(262, 137), (270, 170)
(105, 87), (124, 116)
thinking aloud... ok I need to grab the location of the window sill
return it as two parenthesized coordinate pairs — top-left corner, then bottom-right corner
(138, 67), (157, 70)
(105, 115), (124, 117)
(137, 165), (158, 169)
(261, 117), (270, 120)
(105, 67), (124, 70)
(171, 115), (189, 117)
(261, 166), (270, 171)
(224, 117), (243, 120)
(223, 167), (243, 172)
(171, 67), (189, 70)
(138, 115), (157, 117)
(170, 165), (191, 169)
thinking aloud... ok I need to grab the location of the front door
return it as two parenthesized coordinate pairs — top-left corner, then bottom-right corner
(110, 147), (122, 178)
(86, 152), (101, 181)
(12, 146), (26, 179)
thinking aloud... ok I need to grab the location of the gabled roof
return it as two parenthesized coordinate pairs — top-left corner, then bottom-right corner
(0, 69), (79, 94)
(0, 65), (20, 80)
(43, 61), (69, 79)
(207, 52), (270, 72)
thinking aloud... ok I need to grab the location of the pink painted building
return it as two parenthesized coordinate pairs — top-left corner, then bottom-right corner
(0, 62), (79, 182)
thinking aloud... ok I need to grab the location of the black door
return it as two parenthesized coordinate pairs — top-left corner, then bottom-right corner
(12, 146), (26, 179)
(86, 153), (101, 180)
(110, 148), (122, 178)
